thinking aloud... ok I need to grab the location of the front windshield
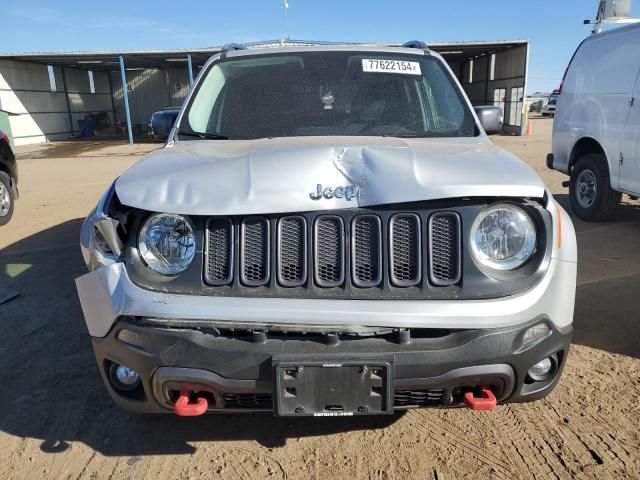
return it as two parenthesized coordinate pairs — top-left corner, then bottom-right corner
(181, 51), (477, 140)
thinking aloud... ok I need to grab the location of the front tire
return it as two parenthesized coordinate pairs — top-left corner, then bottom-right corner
(569, 153), (621, 222)
(0, 171), (15, 226)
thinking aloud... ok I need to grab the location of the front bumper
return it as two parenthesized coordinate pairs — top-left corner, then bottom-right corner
(76, 257), (577, 338)
(94, 316), (571, 414)
(77, 197), (577, 414)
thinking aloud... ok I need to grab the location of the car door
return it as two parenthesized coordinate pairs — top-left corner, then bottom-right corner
(620, 63), (640, 195)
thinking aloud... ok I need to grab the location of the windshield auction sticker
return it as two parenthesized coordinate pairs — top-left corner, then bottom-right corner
(362, 59), (422, 75)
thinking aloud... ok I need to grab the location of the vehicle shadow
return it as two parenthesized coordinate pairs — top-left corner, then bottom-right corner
(554, 194), (640, 360)
(0, 219), (400, 457)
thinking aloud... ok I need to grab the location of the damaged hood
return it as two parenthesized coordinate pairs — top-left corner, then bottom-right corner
(115, 136), (545, 216)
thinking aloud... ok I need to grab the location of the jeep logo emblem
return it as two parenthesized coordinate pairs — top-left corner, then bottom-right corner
(309, 184), (360, 201)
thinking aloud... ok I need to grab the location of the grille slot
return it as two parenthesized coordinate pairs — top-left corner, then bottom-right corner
(222, 393), (273, 409)
(240, 217), (270, 286)
(389, 214), (422, 287)
(314, 216), (345, 287)
(429, 213), (462, 286)
(352, 215), (383, 288)
(205, 218), (234, 285)
(278, 216), (307, 287)
(394, 389), (446, 407)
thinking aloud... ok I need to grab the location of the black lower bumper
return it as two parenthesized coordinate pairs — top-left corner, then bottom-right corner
(92, 317), (572, 414)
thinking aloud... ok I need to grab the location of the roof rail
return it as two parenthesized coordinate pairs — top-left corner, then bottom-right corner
(401, 41), (429, 51)
(221, 43), (247, 52)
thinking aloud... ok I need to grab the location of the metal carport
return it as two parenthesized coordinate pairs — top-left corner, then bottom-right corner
(0, 39), (528, 145)
(430, 40), (530, 135)
(0, 48), (221, 145)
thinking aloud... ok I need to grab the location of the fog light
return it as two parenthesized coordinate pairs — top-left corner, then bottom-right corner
(522, 323), (550, 348)
(527, 356), (556, 382)
(109, 363), (140, 391)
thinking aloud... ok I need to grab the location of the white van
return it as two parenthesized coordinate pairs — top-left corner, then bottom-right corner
(549, 23), (640, 221)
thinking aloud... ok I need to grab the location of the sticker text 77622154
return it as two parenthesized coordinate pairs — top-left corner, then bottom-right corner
(362, 59), (422, 75)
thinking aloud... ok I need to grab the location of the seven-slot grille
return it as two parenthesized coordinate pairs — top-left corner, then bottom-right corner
(204, 211), (461, 289)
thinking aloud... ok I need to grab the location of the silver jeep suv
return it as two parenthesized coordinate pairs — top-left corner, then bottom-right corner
(77, 42), (577, 417)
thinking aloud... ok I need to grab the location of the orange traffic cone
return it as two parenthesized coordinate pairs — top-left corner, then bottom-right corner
(525, 119), (533, 136)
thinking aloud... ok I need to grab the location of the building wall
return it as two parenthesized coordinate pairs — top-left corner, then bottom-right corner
(110, 67), (191, 133)
(0, 60), (68, 145)
(0, 60), (112, 146)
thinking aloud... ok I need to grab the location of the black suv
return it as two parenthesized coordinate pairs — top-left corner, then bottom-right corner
(0, 129), (18, 225)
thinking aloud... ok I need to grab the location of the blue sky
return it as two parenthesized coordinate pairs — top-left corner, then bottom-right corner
(2, 0), (638, 93)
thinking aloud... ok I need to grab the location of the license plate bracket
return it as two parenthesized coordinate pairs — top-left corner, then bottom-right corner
(274, 357), (394, 417)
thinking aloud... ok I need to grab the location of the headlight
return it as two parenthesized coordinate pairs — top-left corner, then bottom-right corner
(470, 203), (537, 271)
(138, 213), (196, 275)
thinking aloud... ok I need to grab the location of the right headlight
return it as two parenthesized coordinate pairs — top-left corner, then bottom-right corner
(138, 213), (196, 275)
(470, 203), (537, 272)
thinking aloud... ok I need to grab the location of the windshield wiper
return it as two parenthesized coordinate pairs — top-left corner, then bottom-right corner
(178, 130), (230, 140)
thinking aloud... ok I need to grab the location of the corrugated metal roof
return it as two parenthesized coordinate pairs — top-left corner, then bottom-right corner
(0, 39), (529, 70)
(0, 39), (528, 57)
(0, 47), (222, 57)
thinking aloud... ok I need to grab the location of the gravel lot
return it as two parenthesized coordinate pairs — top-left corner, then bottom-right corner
(1, 119), (639, 479)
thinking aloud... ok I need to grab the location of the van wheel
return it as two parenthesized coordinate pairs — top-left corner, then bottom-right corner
(569, 154), (621, 221)
(0, 172), (15, 226)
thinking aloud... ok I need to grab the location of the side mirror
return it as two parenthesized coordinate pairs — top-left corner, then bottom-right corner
(474, 106), (503, 135)
(149, 110), (179, 141)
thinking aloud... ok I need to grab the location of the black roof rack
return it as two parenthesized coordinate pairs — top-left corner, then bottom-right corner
(401, 41), (429, 51)
(221, 43), (247, 52)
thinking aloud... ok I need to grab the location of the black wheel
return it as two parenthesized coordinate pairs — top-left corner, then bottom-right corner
(569, 153), (621, 222)
(0, 171), (15, 226)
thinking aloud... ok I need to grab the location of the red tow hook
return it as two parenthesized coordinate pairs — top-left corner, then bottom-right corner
(174, 389), (208, 416)
(463, 387), (497, 411)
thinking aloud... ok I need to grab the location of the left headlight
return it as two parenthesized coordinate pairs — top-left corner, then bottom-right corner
(138, 213), (196, 275)
(470, 203), (537, 272)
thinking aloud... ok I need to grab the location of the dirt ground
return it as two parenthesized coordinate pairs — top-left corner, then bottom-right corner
(0, 121), (639, 480)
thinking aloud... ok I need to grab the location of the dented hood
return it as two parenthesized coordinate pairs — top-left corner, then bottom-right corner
(115, 136), (545, 215)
